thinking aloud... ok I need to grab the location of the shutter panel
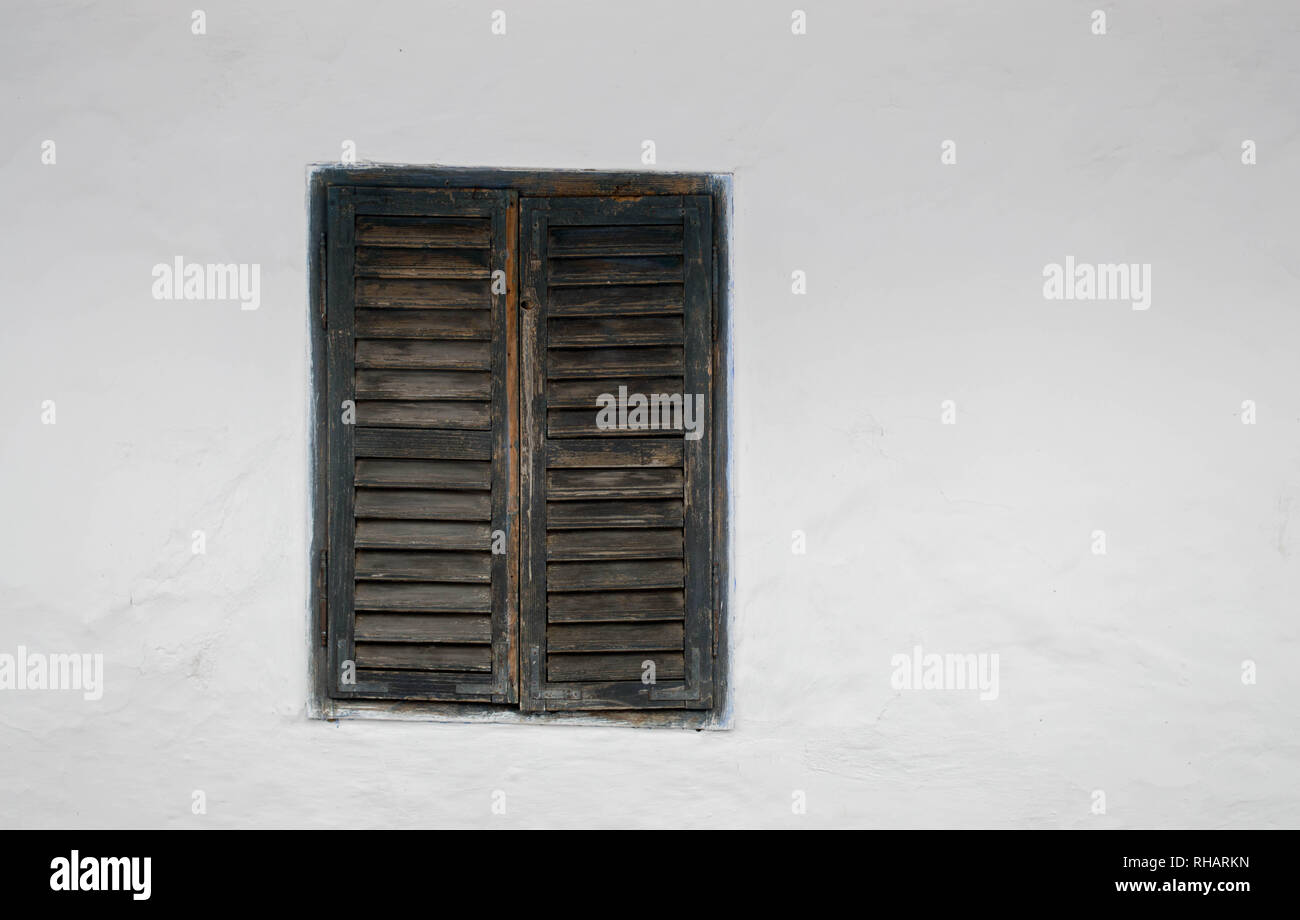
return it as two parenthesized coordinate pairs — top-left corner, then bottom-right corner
(519, 195), (714, 711)
(326, 187), (517, 702)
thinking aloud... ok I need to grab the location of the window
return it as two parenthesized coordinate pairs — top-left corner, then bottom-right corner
(308, 168), (730, 727)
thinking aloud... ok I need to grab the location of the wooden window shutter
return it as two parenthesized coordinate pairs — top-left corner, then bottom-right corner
(518, 195), (715, 711)
(325, 187), (518, 702)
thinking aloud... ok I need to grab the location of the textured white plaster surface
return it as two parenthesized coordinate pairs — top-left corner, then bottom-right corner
(1, 1), (1298, 828)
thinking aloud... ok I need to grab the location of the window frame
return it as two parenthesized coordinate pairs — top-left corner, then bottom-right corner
(307, 166), (733, 729)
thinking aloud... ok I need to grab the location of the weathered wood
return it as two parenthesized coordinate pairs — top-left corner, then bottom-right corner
(317, 166), (711, 197)
(546, 499), (684, 529)
(546, 468), (683, 500)
(354, 488), (491, 521)
(354, 581), (492, 613)
(517, 201), (550, 712)
(547, 651), (683, 682)
(547, 316), (684, 348)
(547, 408), (690, 438)
(546, 559), (684, 591)
(545, 376), (684, 408)
(355, 339), (490, 370)
(356, 278), (490, 309)
(545, 438), (683, 468)
(548, 224), (683, 257)
(354, 613), (492, 644)
(681, 195), (715, 707)
(355, 458), (491, 489)
(547, 589), (684, 623)
(548, 284), (683, 317)
(355, 399), (491, 429)
(547, 346), (684, 378)
(314, 176), (726, 721)
(325, 187), (358, 696)
(354, 369), (490, 401)
(355, 247), (491, 279)
(354, 427), (491, 461)
(356, 216), (491, 248)
(546, 622), (684, 653)
(499, 188), (521, 703)
(356, 642), (492, 672)
(546, 528), (683, 561)
(355, 309), (492, 340)
(354, 519), (492, 550)
(355, 550), (491, 582)
(547, 255), (683, 286)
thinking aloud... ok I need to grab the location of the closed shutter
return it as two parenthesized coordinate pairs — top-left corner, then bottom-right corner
(325, 186), (517, 702)
(519, 195), (715, 710)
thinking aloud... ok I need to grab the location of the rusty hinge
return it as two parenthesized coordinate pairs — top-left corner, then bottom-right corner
(318, 236), (328, 329)
(529, 645), (580, 701)
(317, 548), (328, 647)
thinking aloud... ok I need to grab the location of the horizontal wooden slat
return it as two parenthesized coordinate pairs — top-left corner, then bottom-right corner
(355, 550), (491, 582)
(548, 255), (682, 286)
(354, 581), (492, 613)
(547, 407), (690, 438)
(548, 225), (684, 257)
(546, 622), (684, 653)
(355, 339), (491, 370)
(355, 247), (490, 279)
(356, 642), (491, 672)
(546, 468), (683, 500)
(548, 346), (683, 378)
(354, 520), (491, 550)
(547, 589), (684, 623)
(547, 499), (683, 529)
(547, 284), (683, 317)
(547, 528), (683, 561)
(545, 438), (683, 468)
(355, 309), (492, 340)
(547, 652), (683, 682)
(355, 488), (490, 521)
(355, 458), (491, 490)
(543, 198), (683, 224)
(354, 428), (492, 460)
(354, 370), (490, 401)
(356, 278), (491, 309)
(547, 559), (684, 591)
(548, 316), (683, 348)
(545, 377), (684, 408)
(355, 216), (491, 249)
(355, 400), (490, 429)
(354, 613), (491, 644)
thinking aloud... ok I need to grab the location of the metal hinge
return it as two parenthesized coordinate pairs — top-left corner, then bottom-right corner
(318, 236), (328, 329)
(529, 645), (581, 701)
(317, 548), (328, 647)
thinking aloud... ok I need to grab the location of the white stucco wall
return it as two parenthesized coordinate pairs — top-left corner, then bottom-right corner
(2, 1), (1298, 828)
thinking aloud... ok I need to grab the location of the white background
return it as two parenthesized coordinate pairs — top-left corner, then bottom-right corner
(2, 1), (1298, 827)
